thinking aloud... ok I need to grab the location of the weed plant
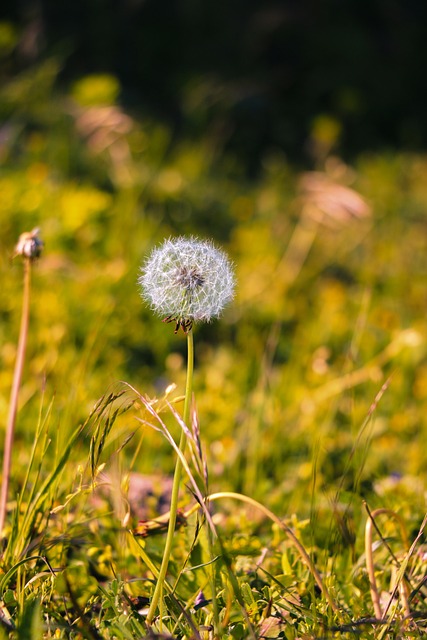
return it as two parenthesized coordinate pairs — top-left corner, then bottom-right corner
(0, 61), (427, 638)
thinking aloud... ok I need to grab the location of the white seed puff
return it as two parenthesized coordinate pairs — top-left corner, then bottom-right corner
(139, 236), (235, 324)
(14, 228), (44, 260)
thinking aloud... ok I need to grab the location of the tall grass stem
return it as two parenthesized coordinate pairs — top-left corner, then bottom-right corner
(205, 491), (339, 614)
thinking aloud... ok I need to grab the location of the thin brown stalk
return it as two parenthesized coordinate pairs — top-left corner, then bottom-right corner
(364, 506), (410, 621)
(0, 257), (32, 536)
(204, 491), (340, 614)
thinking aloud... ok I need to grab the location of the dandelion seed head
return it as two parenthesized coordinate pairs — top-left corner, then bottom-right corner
(139, 236), (235, 326)
(14, 228), (44, 260)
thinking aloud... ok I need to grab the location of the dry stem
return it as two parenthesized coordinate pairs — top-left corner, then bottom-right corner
(0, 258), (32, 536)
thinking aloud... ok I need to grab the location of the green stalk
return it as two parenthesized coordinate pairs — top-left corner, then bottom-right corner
(146, 329), (194, 625)
(0, 257), (31, 537)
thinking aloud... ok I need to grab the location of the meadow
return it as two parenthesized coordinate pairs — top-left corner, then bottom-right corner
(1, 65), (427, 639)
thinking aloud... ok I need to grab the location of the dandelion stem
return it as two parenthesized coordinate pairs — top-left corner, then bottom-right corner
(146, 329), (194, 625)
(0, 257), (32, 537)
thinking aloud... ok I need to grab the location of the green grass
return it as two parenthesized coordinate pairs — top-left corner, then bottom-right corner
(0, 60), (427, 638)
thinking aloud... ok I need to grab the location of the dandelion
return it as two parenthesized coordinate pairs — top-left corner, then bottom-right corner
(139, 236), (235, 333)
(0, 229), (43, 537)
(140, 236), (235, 625)
(14, 227), (44, 260)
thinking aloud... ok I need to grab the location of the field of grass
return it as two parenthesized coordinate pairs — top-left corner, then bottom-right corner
(1, 64), (427, 639)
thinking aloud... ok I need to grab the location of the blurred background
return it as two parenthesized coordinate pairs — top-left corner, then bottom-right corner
(1, 0), (427, 518)
(2, 1), (427, 169)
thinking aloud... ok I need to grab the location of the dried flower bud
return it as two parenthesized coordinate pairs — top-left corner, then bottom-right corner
(139, 236), (235, 332)
(14, 228), (44, 260)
